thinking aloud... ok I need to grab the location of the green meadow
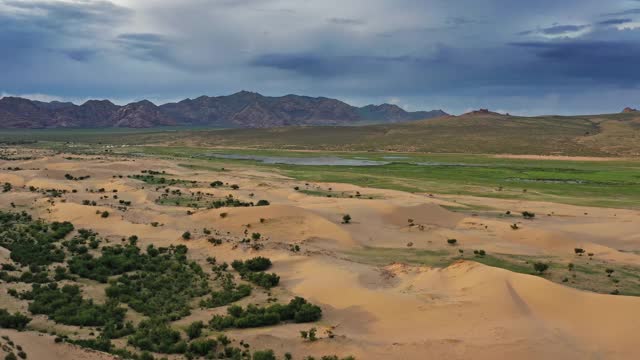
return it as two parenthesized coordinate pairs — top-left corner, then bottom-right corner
(114, 146), (640, 209)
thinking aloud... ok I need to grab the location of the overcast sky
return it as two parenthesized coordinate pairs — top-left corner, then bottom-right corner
(2, 0), (640, 115)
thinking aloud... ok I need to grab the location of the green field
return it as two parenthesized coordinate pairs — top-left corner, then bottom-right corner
(114, 146), (640, 209)
(5, 138), (639, 208)
(3, 119), (640, 209)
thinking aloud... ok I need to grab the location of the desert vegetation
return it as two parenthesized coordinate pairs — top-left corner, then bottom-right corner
(1, 146), (638, 360)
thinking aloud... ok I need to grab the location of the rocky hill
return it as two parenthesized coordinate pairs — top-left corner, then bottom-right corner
(0, 91), (447, 128)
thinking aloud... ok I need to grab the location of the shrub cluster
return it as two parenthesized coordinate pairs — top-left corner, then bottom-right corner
(232, 258), (279, 289)
(209, 297), (322, 330)
(68, 244), (141, 283)
(105, 245), (210, 320)
(0, 309), (31, 330)
(23, 283), (126, 326)
(0, 211), (73, 266)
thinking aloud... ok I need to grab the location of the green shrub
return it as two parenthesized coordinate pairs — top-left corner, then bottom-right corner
(253, 350), (276, 360)
(128, 319), (187, 354)
(533, 262), (549, 274)
(0, 309), (31, 330)
(25, 283), (125, 326)
(186, 321), (204, 340)
(188, 338), (217, 356)
(209, 297), (321, 330)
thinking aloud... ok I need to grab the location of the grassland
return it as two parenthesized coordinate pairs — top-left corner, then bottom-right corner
(297, 189), (382, 199)
(109, 146), (640, 209)
(2, 111), (640, 210)
(3, 111), (638, 155)
(5, 136), (639, 208)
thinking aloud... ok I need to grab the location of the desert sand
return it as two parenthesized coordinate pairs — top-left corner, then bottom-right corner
(2, 150), (640, 360)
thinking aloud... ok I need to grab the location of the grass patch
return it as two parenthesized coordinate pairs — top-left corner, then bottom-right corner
(343, 246), (640, 296)
(297, 189), (381, 199)
(108, 147), (640, 209)
(343, 247), (453, 268)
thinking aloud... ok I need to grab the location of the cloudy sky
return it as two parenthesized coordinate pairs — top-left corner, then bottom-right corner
(2, 0), (640, 115)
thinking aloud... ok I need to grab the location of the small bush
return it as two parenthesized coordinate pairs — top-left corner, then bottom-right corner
(253, 350), (276, 360)
(186, 321), (204, 340)
(605, 268), (614, 277)
(533, 262), (549, 274)
(522, 211), (535, 219)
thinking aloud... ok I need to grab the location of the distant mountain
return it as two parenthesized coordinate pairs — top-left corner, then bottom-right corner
(358, 103), (447, 122)
(622, 107), (638, 113)
(0, 91), (447, 129)
(461, 108), (505, 117)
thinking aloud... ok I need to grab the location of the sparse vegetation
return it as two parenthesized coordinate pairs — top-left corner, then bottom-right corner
(522, 211), (535, 219)
(533, 262), (549, 274)
(209, 297), (322, 330)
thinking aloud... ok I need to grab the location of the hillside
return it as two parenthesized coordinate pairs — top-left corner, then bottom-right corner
(0, 92), (446, 129)
(44, 110), (634, 157)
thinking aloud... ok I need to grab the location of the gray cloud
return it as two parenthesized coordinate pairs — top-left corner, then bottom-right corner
(2, 0), (640, 115)
(597, 18), (633, 25)
(602, 8), (640, 16)
(327, 17), (365, 25)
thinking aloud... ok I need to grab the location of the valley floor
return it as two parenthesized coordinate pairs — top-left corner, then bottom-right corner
(1, 148), (640, 359)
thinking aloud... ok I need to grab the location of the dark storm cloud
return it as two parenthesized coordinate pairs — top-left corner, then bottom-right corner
(602, 8), (640, 16)
(510, 41), (640, 83)
(0, 0), (131, 62)
(597, 18), (633, 26)
(251, 53), (414, 77)
(540, 24), (590, 35)
(1, 0), (130, 32)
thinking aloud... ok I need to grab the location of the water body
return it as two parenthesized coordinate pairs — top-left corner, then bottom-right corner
(203, 153), (499, 168)
(414, 162), (490, 167)
(204, 153), (389, 166)
(381, 156), (410, 160)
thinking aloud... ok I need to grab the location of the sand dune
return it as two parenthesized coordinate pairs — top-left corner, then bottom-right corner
(192, 204), (357, 247)
(280, 258), (640, 359)
(2, 154), (640, 360)
(382, 203), (465, 228)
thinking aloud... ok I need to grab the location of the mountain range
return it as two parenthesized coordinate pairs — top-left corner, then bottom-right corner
(0, 91), (447, 129)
